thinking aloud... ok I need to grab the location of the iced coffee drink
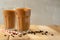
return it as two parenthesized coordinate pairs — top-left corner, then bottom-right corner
(3, 10), (15, 29)
(16, 8), (31, 31)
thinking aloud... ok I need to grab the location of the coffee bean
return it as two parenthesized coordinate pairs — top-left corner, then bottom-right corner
(28, 31), (33, 34)
(11, 34), (14, 37)
(51, 34), (54, 36)
(4, 35), (7, 36)
(30, 31), (36, 35)
(44, 31), (48, 35)
(23, 33), (26, 35)
(33, 32), (36, 35)
(18, 34), (22, 37)
(42, 33), (44, 35)
(45, 33), (47, 35)
(40, 30), (43, 33)
(45, 31), (48, 33)
(19, 35), (22, 37)
(13, 32), (17, 35)
(31, 31), (34, 34)
(35, 31), (40, 33)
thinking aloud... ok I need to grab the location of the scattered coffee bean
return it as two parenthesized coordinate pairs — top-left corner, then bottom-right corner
(33, 32), (36, 35)
(28, 31), (36, 35)
(19, 35), (22, 37)
(11, 34), (14, 37)
(31, 31), (34, 33)
(23, 33), (26, 35)
(18, 34), (22, 37)
(51, 34), (54, 36)
(13, 32), (17, 35)
(45, 33), (47, 35)
(31, 31), (35, 34)
(4, 35), (7, 36)
(45, 31), (48, 33)
(42, 33), (44, 35)
(44, 31), (48, 35)
(35, 31), (40, 33)
(28, 31), (34, 34)
(40, 30), (43, 33)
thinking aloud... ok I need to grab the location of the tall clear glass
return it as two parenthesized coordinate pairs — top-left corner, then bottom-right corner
(16, 8), (31, 32)
(3, 9), (15, 30)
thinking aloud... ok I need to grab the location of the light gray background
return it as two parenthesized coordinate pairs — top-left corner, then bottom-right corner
(0, 0), (60, 25)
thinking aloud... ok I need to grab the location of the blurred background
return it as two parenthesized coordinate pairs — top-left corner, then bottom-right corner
(0, 0), (60, 25)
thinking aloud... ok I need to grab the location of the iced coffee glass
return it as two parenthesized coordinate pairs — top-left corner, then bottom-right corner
(16, 8), (31, 32)
(3, 10), (15, 29)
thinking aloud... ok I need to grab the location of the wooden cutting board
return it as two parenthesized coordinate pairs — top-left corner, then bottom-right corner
(0, 24), (60, 40)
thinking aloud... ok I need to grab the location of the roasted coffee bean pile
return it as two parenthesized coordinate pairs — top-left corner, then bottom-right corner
(4, 30), (54, 37)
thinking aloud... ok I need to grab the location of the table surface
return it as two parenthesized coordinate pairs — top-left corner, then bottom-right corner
(0, 24), (60, 40)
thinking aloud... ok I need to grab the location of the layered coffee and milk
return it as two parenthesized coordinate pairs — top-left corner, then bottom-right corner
(3, 10), (15, 29)
(16, 8), (31, 31)
(3, 8), (31, 32)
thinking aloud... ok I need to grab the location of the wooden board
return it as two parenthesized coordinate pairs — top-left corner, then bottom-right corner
(0, 24), (60, 40)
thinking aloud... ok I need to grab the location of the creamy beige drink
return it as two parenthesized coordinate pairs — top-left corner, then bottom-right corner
(16, 8), (31, 31)
(3, 10), (15, 29)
